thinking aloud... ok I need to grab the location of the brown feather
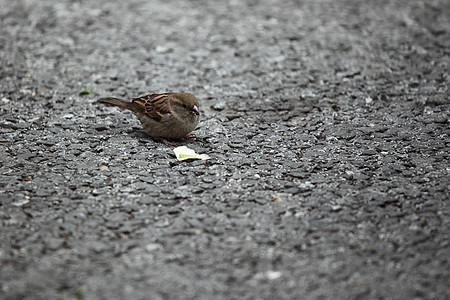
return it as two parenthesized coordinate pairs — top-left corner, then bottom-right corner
(132, 94), (171, 121)
(97, 97), (141, 114)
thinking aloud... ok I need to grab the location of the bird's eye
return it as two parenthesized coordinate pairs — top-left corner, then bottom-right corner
(183, 104), (187, 108)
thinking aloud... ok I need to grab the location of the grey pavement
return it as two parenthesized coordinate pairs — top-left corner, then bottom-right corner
(1, 0), (449, 299)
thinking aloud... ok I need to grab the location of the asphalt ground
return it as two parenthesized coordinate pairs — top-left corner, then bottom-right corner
(1, 0), (449, 299)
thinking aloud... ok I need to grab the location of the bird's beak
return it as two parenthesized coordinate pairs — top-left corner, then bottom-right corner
(192, 105), (199, 115)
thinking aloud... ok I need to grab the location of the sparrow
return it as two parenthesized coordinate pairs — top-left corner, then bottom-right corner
(98, 93), (200, 145)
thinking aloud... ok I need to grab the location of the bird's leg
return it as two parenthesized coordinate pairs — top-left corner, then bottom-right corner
(184, 134), (196, 139)
(157, 138), (177, 146)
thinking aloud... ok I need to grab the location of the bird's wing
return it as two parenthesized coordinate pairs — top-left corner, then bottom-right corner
(132, 94), (171, 121)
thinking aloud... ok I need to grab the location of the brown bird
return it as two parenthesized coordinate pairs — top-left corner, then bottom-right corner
(98, 93), (200, 145)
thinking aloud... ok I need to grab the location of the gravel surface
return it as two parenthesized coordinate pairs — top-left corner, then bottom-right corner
(1, 0), (449, 299)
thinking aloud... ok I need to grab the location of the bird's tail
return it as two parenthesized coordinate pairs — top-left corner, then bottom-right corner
(97, 97), (139, 114)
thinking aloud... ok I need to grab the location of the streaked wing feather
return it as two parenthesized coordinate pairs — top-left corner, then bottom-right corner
(132, 94), (171, 121)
